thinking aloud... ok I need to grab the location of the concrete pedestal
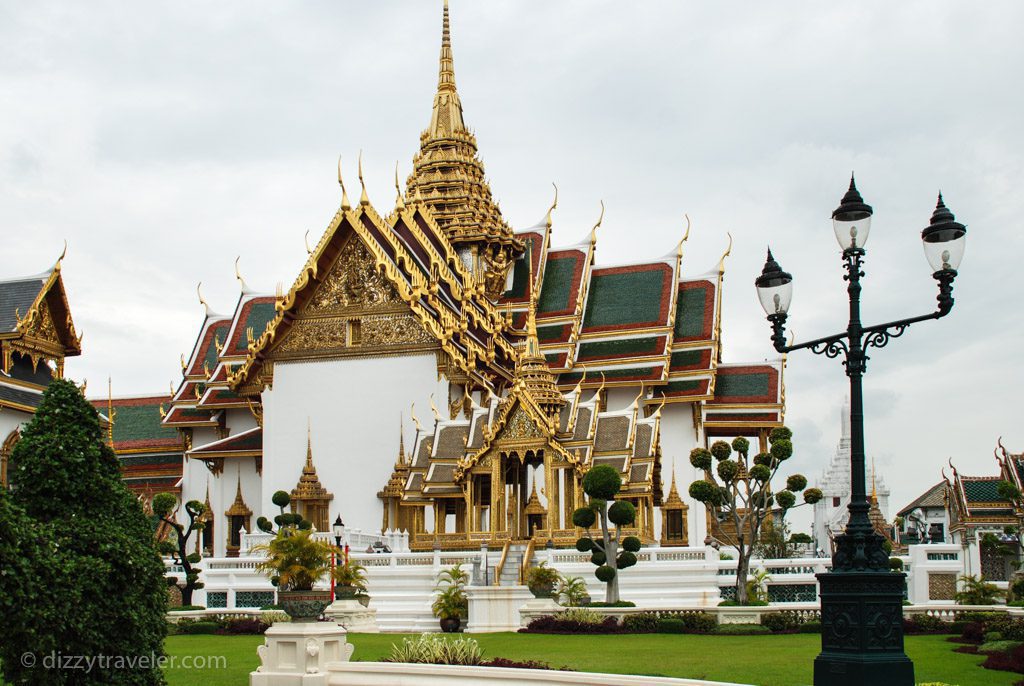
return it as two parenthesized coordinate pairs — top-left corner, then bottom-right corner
(250, 621), (354, 686)
(325, 599), (379, 633)
(466, 585), (534, 632)
(518, 596), (562, 628)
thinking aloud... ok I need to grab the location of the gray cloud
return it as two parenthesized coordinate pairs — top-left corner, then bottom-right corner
(2, 0), (1021, 517)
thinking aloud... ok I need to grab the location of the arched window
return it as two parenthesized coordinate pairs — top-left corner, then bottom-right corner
(1, 430), (20, 488)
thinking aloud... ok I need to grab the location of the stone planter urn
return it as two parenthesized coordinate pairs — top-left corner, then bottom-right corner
(439, 616), (462, 633)
(278, 589), (331, 623)
(528, 582), (556, 599)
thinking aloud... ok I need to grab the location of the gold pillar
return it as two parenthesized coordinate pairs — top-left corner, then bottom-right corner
(490, 453), (502, 534)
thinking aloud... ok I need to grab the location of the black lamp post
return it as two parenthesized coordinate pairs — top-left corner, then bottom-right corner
(755, 176), (966, 686)
(332, 515), (345, 549)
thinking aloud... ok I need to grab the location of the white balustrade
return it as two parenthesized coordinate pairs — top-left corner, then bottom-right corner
(164, 543), (982, 631)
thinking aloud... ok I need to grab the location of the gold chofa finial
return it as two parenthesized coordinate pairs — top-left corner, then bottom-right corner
(590, 200), (605, 243)
(394, 161), (405, 211)
(410, 403), (424, 433)
(304, 230), (313, 256)
(338, 155), (352, 211)
(55, 240), (68, 271)
(234, 256), (251, 294)
(544, 183), (558, 229)
(196, 282), (211, 316)
(717, 232), (733, 272)
(678, 214), (691, 257)
(358, 150), (369, 206)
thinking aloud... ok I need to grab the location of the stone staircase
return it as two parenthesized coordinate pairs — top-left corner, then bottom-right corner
(495, 543), (528, 586)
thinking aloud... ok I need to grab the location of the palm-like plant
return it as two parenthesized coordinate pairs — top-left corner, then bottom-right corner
(333, 558), (368, 594)
(556, 576), (589, 607)
(436, 562), (469, 589)
(432, 563), (469, 621)
(253, 528), (336, 591)
(955, 574), (1004, 605)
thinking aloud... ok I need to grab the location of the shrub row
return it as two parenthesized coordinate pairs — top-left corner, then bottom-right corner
(167, 614), (277, 636)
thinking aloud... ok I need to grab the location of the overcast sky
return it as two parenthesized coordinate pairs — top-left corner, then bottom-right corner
(2, 1), (1021, 529)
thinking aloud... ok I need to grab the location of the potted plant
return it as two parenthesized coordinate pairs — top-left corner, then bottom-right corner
(431, 563), (468, 632)
(253, 491), (337, 622)
(556, 575), (590, 606)
(526, 561), (561, 599)
(333, 558), (369, 607)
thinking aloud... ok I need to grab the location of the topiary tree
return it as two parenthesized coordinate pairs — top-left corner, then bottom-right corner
(0, 379), (168, 685)
(152, 492), (206, 607)
(256, 490), (311, 535)
(688, 427), (823, 605)
(572, 464), (641, 604)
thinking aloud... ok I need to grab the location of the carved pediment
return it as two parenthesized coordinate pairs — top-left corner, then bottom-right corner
(267, 237), (437, 360)
(499, 405), (546, 442)
(307, 239), (401, 314)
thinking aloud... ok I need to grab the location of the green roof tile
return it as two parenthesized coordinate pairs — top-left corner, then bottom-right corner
(577, 337), (663, 362)
(716, 372), (770, 399)
(675, 282), (714, 339)
(583, 265), (671, 331)
(963, 479), (1005, 503)
(538, 255), (581, 315)
(669, 349), (708, 370)
(111, 403), (180, 444)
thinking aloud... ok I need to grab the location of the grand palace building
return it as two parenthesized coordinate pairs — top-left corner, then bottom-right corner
(3, 3), (787, 558)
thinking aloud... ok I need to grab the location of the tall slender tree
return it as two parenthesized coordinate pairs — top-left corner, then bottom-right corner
(152, 493), (206, 607)
(0, 379), (168, 685)
(688, 427), (822, 605)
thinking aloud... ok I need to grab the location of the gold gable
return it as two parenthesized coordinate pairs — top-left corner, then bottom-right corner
(307, 239), (401, 313)
(269, 237), (435, 361)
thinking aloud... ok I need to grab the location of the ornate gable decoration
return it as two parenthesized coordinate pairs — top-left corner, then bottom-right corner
(456, 388), (578, 480)
(269, 235), (432, 361)
(307, 240), (401, 313)
(502, 405), (546, 442)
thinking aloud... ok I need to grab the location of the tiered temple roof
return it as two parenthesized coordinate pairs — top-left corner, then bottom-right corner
(0, 255), (81, 411)
(946, 441), (1024, 533)
(91, 395), (184, 500)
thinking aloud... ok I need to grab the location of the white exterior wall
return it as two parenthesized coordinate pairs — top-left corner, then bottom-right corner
(659, 403), (703, 544)
(0, 409), (28, 444)
(261, 354), (447, 532)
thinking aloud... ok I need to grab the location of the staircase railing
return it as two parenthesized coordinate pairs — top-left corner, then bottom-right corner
(519, 537), (537, 585)
(493, 539), (511, 586)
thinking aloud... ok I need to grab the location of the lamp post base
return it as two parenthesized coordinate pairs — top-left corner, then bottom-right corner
(814, 571), (914, 686)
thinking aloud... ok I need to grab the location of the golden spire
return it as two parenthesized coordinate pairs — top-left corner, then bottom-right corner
(292, 420), (333, 504)
(664, 457), (685, 507)
(438, 0), (456, 95)
(513, 262), (564, 416)
(107, 376), (115, 448)
(871, 458), (878, 504)
(226, 470), (252, 517)
(404, 0), (520, 269)
(397, 414), (406, 465)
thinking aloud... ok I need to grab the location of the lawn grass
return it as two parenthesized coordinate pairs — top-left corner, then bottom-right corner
(163, 633), (1021, 686)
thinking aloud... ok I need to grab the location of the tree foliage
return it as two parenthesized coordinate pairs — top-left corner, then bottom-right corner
(0, 379), (168, 685)
(688, 428), (819, 604)
(251, 491), (330, 591)
(152, 492), (206, 606)
(572, 465), (638, 604)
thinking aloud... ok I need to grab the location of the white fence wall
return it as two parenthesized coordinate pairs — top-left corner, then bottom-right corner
(167, 543), (969, 631)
